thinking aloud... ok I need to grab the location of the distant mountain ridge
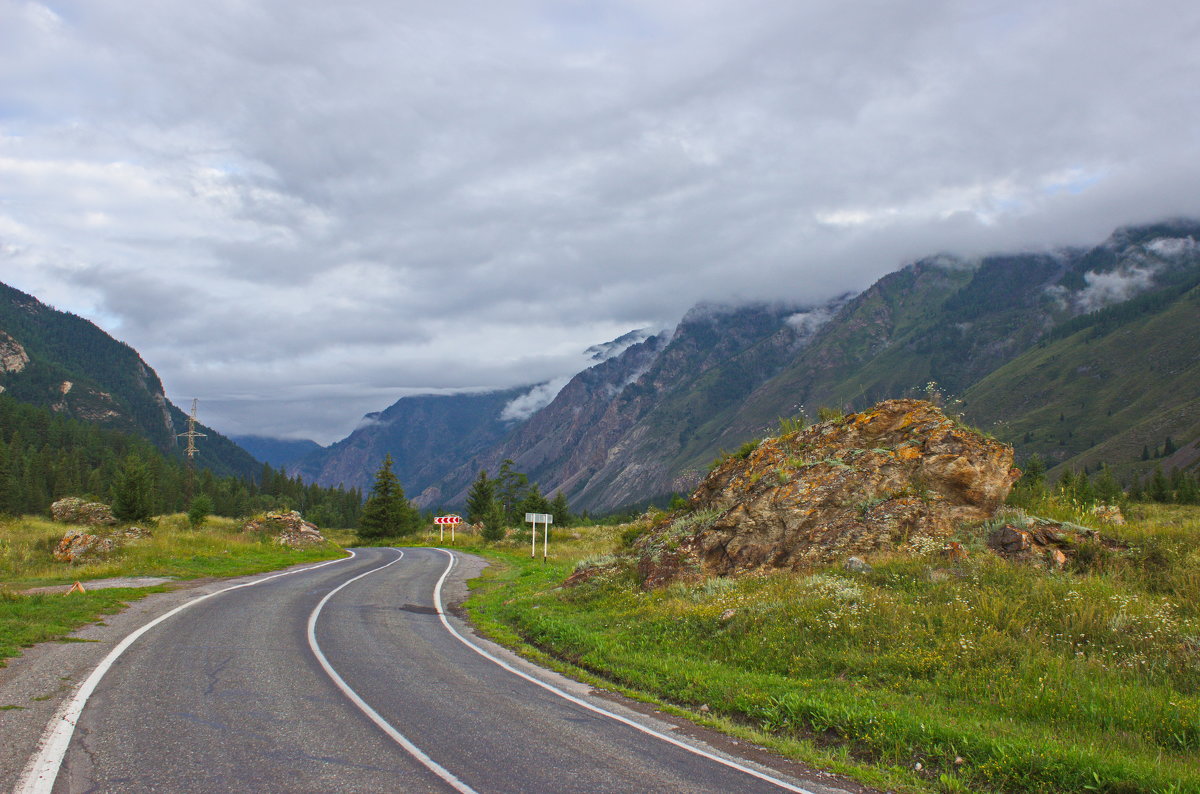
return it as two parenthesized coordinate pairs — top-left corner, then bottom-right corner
(231, 435), (323, 468)
(288, 387), (532, 497)
(283, 218), (1200, 513)
(0, 281), (261, 479)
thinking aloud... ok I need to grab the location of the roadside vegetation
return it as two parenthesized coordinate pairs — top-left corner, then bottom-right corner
(0, 513), (348, 667)
(454, 496), (1200, 793)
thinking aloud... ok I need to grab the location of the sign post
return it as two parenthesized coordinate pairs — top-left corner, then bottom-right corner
(434, 514), (462, 543)
(524, 512), (554, 560)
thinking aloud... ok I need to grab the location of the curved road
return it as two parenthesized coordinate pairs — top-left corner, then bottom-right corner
(19, 547), (846, 793)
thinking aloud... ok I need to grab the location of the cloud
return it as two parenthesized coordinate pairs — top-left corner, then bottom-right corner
(1075, 268), (1156, 313)
(501, 377), (573, 423)
(1, 0), (1198, 442)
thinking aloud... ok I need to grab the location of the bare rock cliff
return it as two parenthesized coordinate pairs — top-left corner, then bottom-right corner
(635, 399), (1019, 587)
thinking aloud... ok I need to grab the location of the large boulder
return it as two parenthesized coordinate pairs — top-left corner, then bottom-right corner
(635, 399), (1020, 587)
(242, 510), (327, 548)
(50, 497), (116, 526)
(53, 529), (118, 562)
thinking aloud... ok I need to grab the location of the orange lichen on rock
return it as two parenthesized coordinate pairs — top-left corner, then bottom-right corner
(634, 399), (1020, 587)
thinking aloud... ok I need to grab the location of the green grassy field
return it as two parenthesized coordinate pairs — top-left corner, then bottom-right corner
(456, 503), (1200, 794)
(0, 514), (348, 667)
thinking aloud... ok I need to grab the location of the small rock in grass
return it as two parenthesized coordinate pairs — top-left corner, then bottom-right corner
(843, 556), (872, 573)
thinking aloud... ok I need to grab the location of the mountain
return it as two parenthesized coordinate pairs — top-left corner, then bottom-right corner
(961, 224), (1200, 476)
(722, 219), (1200, 473)
(299, 218), (1200, 514)
(416, 300), (848, 510)
(232, 435), (324, 468)
(288, 387), (533, 497)
(0, 281), (261, 479)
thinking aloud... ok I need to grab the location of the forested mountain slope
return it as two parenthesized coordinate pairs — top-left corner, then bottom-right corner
(0, 281), (260, 479)
(963, 272), (1200, 476)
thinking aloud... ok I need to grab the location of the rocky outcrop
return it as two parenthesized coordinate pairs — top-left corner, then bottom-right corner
(242, 510), (327, 548)
(50, 497), (116, 526)
(633, 399), (1020, 587)
(988, 518), (1127, 568)
(0, 330), (28, 373)
(53, 529), (118, 562)
(51, 525), (151, 563)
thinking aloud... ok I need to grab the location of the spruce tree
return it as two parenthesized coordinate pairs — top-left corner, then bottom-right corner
(1177, 472), (1199, 505)
(495, 459), (528, 525)
(465, 470), (496, 525)
(1147, 465), (1171, 503)
(480, 502), (506, 542)
(358, 454), (418, 540)
(549, 491), (571, 527)
(111, 453), (154, 521)
(187, 494), (214, 528)
(1092, 466), (1123, 505)
(517, 483), (551, 520)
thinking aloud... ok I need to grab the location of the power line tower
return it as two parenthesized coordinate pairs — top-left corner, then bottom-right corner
(177, 398), (206, 502)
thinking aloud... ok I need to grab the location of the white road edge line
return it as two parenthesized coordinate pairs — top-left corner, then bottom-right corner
(305, 549), (478, 794)
(432, 548), (818, 794)
(16, 551), (358, 794)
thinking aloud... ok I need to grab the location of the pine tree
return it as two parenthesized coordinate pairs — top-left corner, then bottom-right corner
(517, 483), (551, 520)
(111, 453), (154, 521)
(188, 494), (214, 528)
(1057, 469), (1075, 500)
(1169, 468), (1187, 503)
(1127, 473), (1144, 501)
(358, 454), (418, 540)
(480, 502), (506, 542)
(1092, 466), (1123, 505)
(1021, 455), (1046, 489)
(549, 491), (571, 527)
(465, 470), (496, 525)
(495, 459), (529, 526)
(1177, 472), (1199, 505)
(1147, 465), (1171, 503)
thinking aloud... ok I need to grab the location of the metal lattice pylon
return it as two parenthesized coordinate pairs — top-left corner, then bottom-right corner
(177, 398), (207, 459)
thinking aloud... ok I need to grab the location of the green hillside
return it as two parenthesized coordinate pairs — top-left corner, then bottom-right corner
(964, 280), (1200, 477)
(713, 261), (977, 449)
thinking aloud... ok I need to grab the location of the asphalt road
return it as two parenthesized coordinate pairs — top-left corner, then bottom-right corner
(18, 547), (855, 793)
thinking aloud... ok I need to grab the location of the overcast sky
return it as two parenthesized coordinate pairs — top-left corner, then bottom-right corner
(2, 1), (1198, 443)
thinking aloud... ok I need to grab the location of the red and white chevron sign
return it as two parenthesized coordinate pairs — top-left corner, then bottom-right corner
(434, 515), (462, 525)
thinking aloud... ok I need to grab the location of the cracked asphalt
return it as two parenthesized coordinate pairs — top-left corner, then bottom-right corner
(6, 548), (865, 793)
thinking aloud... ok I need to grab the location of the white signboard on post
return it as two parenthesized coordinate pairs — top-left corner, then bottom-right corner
(525, 513), (554, 560)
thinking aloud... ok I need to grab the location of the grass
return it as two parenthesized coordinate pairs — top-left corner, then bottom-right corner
(448, 501), (1200, 793)
(0, 513), (347, 667)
